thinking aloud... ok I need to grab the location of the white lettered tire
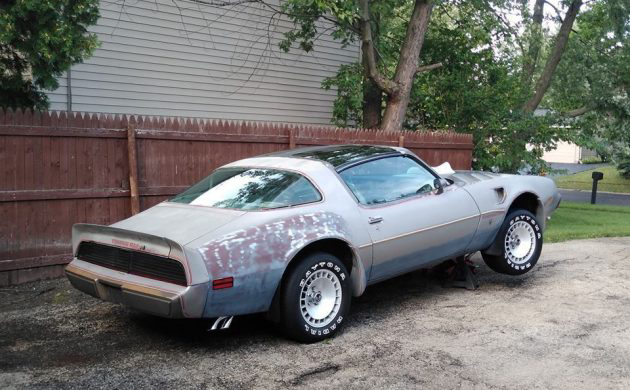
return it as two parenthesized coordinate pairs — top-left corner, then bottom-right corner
(482, 209), (543, 275)
(281, 252), (351, 342)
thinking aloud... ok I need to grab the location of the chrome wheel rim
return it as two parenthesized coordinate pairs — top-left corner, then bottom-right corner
(300, 269), (342, 328)
(504, 220), (536, 264)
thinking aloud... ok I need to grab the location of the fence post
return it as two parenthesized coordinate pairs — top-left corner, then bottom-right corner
(126, 125), (140, 215)
(288, 128), (296, 149)
(398, 135), (405, 147)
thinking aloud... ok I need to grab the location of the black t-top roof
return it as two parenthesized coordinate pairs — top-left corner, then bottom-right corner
(267, 145), (399, 169)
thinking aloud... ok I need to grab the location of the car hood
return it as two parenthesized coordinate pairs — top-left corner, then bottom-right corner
(446, 171), (507, 186)
(110, 202), (246, 245)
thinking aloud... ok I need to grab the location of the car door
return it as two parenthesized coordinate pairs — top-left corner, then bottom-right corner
(339, 155), (481, 282)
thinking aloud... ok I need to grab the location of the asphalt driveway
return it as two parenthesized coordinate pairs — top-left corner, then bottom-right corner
(548, 163), (610, 176)
(2, 237), (630, 389)
(559, 189), (630, 206)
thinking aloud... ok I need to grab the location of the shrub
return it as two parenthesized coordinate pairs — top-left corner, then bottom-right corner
(618, 161), (630, 179)
(581, 156), (602, 164)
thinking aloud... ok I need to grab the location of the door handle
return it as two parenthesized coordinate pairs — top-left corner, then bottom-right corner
(368, 216), (383, 224)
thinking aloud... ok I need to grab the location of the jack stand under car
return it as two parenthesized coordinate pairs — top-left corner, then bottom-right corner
(442, 255), (480, 290)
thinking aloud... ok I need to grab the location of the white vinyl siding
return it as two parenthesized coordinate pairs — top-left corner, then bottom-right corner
(47, 0), (359, 124)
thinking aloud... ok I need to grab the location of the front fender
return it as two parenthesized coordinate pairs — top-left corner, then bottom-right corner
(482, 178), (558, 256)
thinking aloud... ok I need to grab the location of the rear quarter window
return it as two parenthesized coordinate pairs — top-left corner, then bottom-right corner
(170, 168), (321, 210)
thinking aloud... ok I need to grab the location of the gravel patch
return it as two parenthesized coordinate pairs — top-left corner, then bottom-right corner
(1, 237), (629, 389)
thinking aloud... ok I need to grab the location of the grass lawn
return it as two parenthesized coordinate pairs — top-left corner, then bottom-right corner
(545, 201), (630, 243)
(555, 165), (630, 193)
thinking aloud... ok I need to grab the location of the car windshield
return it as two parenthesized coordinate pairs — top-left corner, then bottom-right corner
(169, 168), (322, 210)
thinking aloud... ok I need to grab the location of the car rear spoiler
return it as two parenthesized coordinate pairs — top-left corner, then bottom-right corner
(71, 223), (186, 262)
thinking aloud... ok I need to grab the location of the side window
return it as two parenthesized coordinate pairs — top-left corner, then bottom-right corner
(339, 156), (437, 205)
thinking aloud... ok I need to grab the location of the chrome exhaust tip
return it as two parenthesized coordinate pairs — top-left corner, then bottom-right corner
(209, 316), (234, 331)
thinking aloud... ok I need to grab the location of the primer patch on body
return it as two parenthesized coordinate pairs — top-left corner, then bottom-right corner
(198, 212), (349, 278)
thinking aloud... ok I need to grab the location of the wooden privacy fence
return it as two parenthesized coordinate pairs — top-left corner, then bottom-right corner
(0, 108), (473, 285)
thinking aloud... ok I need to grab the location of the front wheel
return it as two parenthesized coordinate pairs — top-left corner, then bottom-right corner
(281, 252), (351, 342)
(482, 209), (543, 275)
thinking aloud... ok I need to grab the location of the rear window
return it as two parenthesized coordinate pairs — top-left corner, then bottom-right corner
(169, 168), (321, 210)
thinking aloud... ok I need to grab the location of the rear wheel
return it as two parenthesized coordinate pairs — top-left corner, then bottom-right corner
(482, 209), (543, 275)
(281, 252), (351, 342)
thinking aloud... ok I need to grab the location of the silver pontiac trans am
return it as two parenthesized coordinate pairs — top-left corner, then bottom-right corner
(66, 145), (561, 342)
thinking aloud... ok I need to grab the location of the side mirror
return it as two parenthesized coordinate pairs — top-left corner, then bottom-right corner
(434, 178), (445, 195)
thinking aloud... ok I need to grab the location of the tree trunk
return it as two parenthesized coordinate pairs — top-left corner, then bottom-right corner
(380, 0), (434, 132)
(358, 0), (398, 95)
(381, 95), (408, 132)
(361, 25), (383, 129)
(522, 0), (582, 113)
(361, 7), (382, 129)
(362, 77), (382, 128)
(521, 0), (545, 89)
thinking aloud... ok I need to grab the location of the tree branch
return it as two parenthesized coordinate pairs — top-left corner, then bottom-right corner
(380, 0), (434, 132)
(416, 62), (442, 73)
(564, 105), (591, 117)
(482, 3), (525, 53)
(358, 0), (398, 95)
(392, 0), (433, 85)
(522, 0), (545, 88)
(544, 0), (564, 23)
(523, 0), (583, 113)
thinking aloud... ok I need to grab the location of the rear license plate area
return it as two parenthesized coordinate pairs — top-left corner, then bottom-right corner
(99, 280), (124, 303)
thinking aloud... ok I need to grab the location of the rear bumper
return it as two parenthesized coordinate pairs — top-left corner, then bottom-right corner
(65, 260), (208, 318)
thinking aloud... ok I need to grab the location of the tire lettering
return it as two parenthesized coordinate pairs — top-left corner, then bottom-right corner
(300, 260), (349, 339)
